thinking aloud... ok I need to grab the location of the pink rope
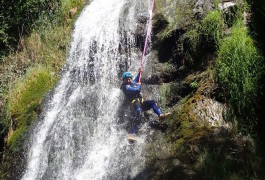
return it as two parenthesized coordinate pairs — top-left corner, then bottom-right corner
(139, 0), (155, 83)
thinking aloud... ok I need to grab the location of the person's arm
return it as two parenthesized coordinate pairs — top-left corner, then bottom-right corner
(132, 68), (143, 83)
(132, 72), (140, 84)
(124, 84), (141, 93)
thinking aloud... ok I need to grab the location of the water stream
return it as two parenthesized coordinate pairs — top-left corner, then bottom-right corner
(22, 0), (153, 179)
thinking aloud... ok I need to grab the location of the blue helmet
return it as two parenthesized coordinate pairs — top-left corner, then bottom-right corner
(122, 72), (132, 79)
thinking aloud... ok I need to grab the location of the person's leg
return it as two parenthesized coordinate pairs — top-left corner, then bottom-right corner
(130, 99), (143, 134)
(142, 100), (162, 116)
(132, 98), (143, 116)
(142, 100), (171, 121)
(142, 100), (169, 132)
(131, 116), (138, 134)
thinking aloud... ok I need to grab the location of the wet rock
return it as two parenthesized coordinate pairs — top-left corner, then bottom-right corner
(210, 85), (225, 103)
(218, 2), (236, 11)
(134, 13), (150, 52)
(142, 75), (161, 85)
(173, 159), (181, 166)
(194, 97), (228, 128)
(218, 1), (237, 27)
(152, 13), (169, 35)
(193, 0), (214, 20)
(183, 169), (196, 176)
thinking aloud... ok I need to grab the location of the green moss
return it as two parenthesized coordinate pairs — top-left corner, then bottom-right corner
(7, 127), (27, 152)
(0, 66), (57, 179)
(159, 83), (171, 109)
(161, 70), (259, 179)
(167, 91), (211, 150)
(7, 66), (57, 148)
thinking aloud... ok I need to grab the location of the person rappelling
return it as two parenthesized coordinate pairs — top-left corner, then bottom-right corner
(120, 69), (171, 142)
(120, 0), (170, 142)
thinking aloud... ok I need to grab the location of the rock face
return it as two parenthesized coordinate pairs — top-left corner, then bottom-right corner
(144, 0), (257, 179)
(193, 0), (214, 19)
(195, 97), (227, 127)
(218, 2), (236, 10)
(218, 2), (238, 26)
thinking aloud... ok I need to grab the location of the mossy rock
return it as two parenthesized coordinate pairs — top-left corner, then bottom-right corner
(7, 66), (57, 135)
(1, 66), (57, 179)
(148, 68), (258, 179)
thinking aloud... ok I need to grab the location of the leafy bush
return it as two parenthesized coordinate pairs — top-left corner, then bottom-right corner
(215, 22), (264, 133)
(0, 0), (60, 50)
(0, 0), (83, 56)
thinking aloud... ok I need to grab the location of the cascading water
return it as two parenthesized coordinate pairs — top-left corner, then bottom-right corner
(22, 0), (155, 179)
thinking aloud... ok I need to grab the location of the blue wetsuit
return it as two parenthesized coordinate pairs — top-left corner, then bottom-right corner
(120, 73), (163, 134)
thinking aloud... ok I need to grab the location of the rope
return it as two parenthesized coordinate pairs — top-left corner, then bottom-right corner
(139, 0), (155, 83)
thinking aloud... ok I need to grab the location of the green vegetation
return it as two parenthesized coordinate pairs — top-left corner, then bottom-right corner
(7, 66), (56, 147)
(0, 0), (264, 179)
(201, 10), (225, 46)
(161, 71), (259, 179)
(190, 81), (198, 89)
(150, 0), (265, 179)
(0, 0), (59, 54)
(0, 0), (88, 178)
(186, 9), (225, 50)
(183, 1), (265, 137)
(185, 9), (225, 67)
(216, 22), (264, 134)
(194, 134), (257, 179)
(1, 66), (56, 179)
(0, 0), (83, 56)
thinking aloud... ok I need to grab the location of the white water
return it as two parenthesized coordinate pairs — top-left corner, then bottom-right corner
(22, 0), (152, 179)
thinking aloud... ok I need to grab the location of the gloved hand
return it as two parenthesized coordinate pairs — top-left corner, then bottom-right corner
(139, 67), (143, 73)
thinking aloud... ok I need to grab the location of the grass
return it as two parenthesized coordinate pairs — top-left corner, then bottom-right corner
(0, 0), (87, 137)
(215, 21), (264, 134)
(184, 9), (225, 68)
(201, 10), (225, 46)
(0, 21), (73, 147)
(186, 9), (225, 50)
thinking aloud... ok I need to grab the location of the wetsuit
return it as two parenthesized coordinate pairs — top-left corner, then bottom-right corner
(120, 72), (163, 134)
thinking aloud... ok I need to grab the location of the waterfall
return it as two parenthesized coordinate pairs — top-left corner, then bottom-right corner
(22, 0), (153, 179)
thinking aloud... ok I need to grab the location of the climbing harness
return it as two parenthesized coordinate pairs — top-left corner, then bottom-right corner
(131, 97), (144, 105)
(139, 0), (155, 83)
(131, 97), (144, 115)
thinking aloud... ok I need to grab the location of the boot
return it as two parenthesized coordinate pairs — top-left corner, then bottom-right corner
(128, 133), (136, 142)
(159, 112), (171, 122)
